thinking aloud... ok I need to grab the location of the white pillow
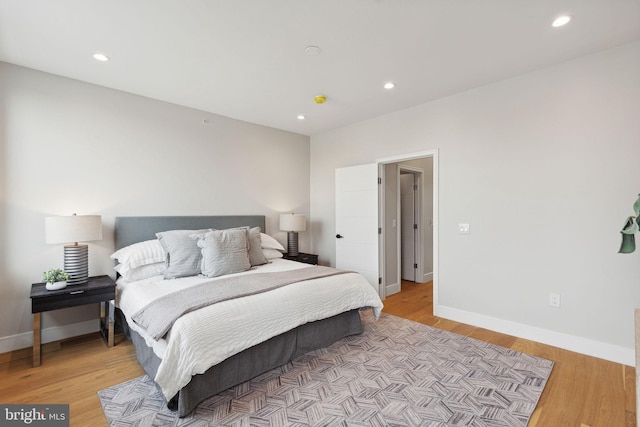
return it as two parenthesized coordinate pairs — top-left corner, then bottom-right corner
(260, 233), (285, 251)
(115, 262), (165, 282)
(110, 239), (165, 269)
(262, 248), (284, 259)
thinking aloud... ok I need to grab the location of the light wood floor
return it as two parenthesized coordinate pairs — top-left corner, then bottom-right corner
(0, 281), (635, 426)
(383, 281), (636, 427)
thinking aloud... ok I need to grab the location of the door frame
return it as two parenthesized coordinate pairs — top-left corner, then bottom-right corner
(377, 149), (439, 308)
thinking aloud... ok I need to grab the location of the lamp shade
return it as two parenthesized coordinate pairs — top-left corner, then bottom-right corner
(280, 214), (306, 232)
(45, 215), (103, 244)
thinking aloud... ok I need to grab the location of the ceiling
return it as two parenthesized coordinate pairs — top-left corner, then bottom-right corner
(1, 1), (639, 136)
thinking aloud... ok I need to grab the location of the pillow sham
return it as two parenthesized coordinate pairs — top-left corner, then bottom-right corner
(115, 261), (165, 282)
(196, 229), (251, 278)
(262, 248), (284, 259)
(213, 226), (268, 267)
(260, 233), (285, 251)
(110, 239), (165, 269)
(156, 229), (211, 279)
(247, 227), (268, 266)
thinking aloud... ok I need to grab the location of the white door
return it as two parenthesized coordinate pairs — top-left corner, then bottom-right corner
(400, 173), (416, 281)
(335, 164), (380, 294)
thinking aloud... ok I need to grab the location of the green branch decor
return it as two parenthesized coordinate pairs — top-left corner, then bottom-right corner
(619, 194), (640, 254)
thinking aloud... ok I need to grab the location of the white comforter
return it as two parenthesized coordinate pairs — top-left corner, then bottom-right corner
(116, 259), (383, 400)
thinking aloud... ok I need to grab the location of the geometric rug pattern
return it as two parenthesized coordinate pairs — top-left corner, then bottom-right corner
(98, 312), (553, 426)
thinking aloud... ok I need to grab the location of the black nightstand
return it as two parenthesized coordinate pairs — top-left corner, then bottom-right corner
(30, 275), (116, 367)
(283, 252), (319, 265)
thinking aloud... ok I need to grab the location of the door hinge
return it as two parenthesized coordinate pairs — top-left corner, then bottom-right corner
(378, 227), (382, 234)
(414, 263), (418, 269)
(378, 277), (382, 285)
(378, 177), (382, 184)
(413, 224), (418, 230)
(413, 184), (418, 191)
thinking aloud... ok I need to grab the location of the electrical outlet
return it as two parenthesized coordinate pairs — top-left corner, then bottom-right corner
(549, 293), (561, 308)
(458, 223), (470, 234)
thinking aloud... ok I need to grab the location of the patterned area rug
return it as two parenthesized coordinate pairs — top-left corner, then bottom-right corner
(98, 313), (553, 426)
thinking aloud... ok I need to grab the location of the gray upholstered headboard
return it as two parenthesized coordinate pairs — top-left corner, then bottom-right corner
(114, 215), (266, 250)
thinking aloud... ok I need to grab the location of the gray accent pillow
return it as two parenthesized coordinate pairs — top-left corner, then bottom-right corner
(247, 227), (268, 266)
(196, 229), (251, 278)
(213, 226), (268, 267)
(156, 229), (211, 279)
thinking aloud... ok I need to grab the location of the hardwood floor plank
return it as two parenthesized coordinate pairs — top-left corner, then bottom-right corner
(383, 280), (636, 427)
(0, 332), (143, 427)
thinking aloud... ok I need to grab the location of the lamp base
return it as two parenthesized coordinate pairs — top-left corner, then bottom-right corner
(287, 231), (299, 257)
(64, 244), (89, 285)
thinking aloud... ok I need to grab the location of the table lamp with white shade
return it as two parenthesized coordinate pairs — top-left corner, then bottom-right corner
(279, 213), (306, 257)
(45, 214), (102, 285)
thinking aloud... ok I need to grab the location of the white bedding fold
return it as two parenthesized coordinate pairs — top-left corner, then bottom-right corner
(117, 259), (383, 400)
(132, 266), (354, 340)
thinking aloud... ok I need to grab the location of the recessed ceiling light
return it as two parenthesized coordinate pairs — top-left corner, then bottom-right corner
(384, 82), (395, 90)
(92, 52), (109, 62)
(551, 15), (572, 27)
(297, 115), (306, 120)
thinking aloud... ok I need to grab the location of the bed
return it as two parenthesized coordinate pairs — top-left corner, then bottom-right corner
(113, 215), (383, 417)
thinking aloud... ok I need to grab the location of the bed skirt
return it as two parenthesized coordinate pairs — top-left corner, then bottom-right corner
(123, 309), (364, 417)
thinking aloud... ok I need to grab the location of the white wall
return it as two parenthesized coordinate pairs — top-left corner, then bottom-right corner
(310, 41), (640, 365)
(0, 62), (310, 352)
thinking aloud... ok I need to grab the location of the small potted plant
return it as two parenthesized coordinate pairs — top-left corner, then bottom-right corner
(43, 268), (70, 291)
(619, 194), (640, 254)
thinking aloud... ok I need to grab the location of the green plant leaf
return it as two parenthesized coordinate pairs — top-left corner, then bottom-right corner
(619, 233), (636, 253)
(621, 216), (639, 234)
(42, 268), (69, 283)
(633, 193), (640, 217)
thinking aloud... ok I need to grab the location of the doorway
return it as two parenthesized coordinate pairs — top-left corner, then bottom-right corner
(378, 151), (436, 300)
(400, 167), (422, 283)
(334, 149), (438, 304)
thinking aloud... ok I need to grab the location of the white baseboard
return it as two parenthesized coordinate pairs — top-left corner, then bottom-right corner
(434, 304), (634, 367)
(0, 319), (100, 355)
(423, 272), (433, 283)
(386, 281), (400, 296)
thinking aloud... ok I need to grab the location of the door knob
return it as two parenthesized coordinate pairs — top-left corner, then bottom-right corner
(336, 234), (343, 239)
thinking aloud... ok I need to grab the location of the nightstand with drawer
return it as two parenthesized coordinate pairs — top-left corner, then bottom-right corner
(30, 275), (116, 367)
(282, 252), (319, 265)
